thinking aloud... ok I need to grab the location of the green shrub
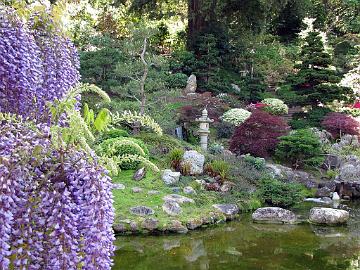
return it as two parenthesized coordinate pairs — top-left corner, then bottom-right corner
(100, 128), (129, 141)
(208, 143), (225, 155)
(275, 129), (324, 168)
(97, 137), (149, 170)
(165, 73), (188, 89)
(168, 148), (184, 171)
(134, 133), (192, 156)
(290, 107), (332, 129)
(257, 178), (304, 208)
(242, 154), (266, 170)
(206, 160), (230, 182)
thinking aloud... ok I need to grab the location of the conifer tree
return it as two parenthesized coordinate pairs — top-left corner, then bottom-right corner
(288, 31), (353, 106)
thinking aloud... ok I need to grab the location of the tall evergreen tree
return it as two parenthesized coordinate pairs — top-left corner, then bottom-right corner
(288, 31), (353, 106)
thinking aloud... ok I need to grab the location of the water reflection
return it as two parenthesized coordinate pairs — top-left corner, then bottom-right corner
(114, 202), (360, 270)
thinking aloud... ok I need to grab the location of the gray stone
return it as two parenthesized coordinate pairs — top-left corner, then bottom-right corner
(163, 194), (195, 204)
(147, 190), (160, 195)
(337, 156), (360, 182)
(112, 183), (125, 190)
(266, 164), (317, 188)
(141, 218), (159, 231)
(310, 128), (332, 145)
(323, 154), (341, 170)
(113, 223), (126, 233)
(213, 204), (239, 216)
(167, 220), (188, 234)
(171, 187), (181, 193)
(220, 181), (235, 193)
(133, 167), (146, 181)
(132, 187), (143, 193)
(184, 74), (197, 95)
(162, 169), (181, 185)
(162, 201), (182, 216)
(129, 206), (155, 216)
(183, 186), (196, 195)
(186, 218), (203, 230)
(130, 221), (138, 232)
(309, 207), (349, 225)
(182, 150), (205, 175)
(315, 187), (332, 198)
(252, 207), (297, 224)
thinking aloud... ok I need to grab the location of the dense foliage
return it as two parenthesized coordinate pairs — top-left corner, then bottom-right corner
(321, 112), (360, 138)
(275, 129), (324, 168)
(257, 178), (304, 208)
(221, 108), (252, 126)
(0, 116), (115, 269)
(230, 110), (289, 157)
(287, 31), (353, 107)
(0, 7), (80, 121)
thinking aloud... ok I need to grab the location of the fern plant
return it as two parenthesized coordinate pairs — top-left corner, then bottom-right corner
(112, 110), (163, 135)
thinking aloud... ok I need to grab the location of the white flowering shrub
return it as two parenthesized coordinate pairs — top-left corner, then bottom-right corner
(262, 98), (289, 115)
(221, 108), (252, 126)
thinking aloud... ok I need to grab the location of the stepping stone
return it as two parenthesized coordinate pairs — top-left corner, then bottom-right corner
(252, 207), (297, 224)
(163, 194), (194, 204)
(112, 183), (125, 190)
(133, 167), (146, 181)
(148, 190), (160, 195)
(309, 207), (349, 225)
(183, 186), (196, 195)
(129, 206), (155, 216)
(162, 201), (182, 216)
(132, 187), (143, 193)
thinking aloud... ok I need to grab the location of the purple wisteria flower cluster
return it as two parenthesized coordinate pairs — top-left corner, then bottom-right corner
(0, 118), (115, 269)
(0, 5), (115, 270)
(0, 6), (80, 121)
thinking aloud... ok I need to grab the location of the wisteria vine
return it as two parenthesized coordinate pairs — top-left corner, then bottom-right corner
(0, 119), (115, 269)
(0, 6), (80, 121)
(0, 5), (115, 270)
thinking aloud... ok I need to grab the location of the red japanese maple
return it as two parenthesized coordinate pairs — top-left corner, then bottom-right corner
(321, 112), (360, 138)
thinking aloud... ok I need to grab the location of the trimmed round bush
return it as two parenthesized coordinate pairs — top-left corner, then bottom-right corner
(275, 129), (324, 168)
(221, 108), (251, 126)
(98, 137), (149, 170)
(230, 110), (289, 157)
(262, 98), (289, 115)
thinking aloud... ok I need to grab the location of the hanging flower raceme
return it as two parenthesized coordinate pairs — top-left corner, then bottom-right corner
(0, 6), (80, 122)
(0, 115), (115, 269)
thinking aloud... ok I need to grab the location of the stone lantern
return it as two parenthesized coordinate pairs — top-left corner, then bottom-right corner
(196, 108), (214, 151)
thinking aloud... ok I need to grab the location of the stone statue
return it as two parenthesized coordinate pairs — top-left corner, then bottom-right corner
(195, 108), (214, 151)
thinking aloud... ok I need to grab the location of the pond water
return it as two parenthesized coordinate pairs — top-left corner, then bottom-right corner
(113, 202), (360, 270)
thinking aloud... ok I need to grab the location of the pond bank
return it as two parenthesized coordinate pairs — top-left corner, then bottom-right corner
(113, 201), (360, 270)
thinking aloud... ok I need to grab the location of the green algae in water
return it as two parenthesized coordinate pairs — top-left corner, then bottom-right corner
(113, 202), (360, 270)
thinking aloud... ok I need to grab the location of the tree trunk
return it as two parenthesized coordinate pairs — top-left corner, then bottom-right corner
(187, 0), (206, 50)
(140, 38), (148, 115)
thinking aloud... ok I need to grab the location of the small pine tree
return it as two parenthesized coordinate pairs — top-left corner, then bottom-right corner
(288, 31), (354, 106)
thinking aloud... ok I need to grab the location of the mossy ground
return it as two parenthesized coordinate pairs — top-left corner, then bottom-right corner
(112, 170), (225, 232)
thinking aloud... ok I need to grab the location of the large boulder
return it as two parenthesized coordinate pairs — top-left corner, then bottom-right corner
(252, 207), (297, 224)
(337, 155), (360, 182)
(309, 207), (350, 225)
(141, 218), (159, 231)
(213, 204), (239, 216)
(162, 169), (181, 185)
(182, 150), (205, 175)
(183, 74), (197, 95)
(167, 220), (188, 234)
